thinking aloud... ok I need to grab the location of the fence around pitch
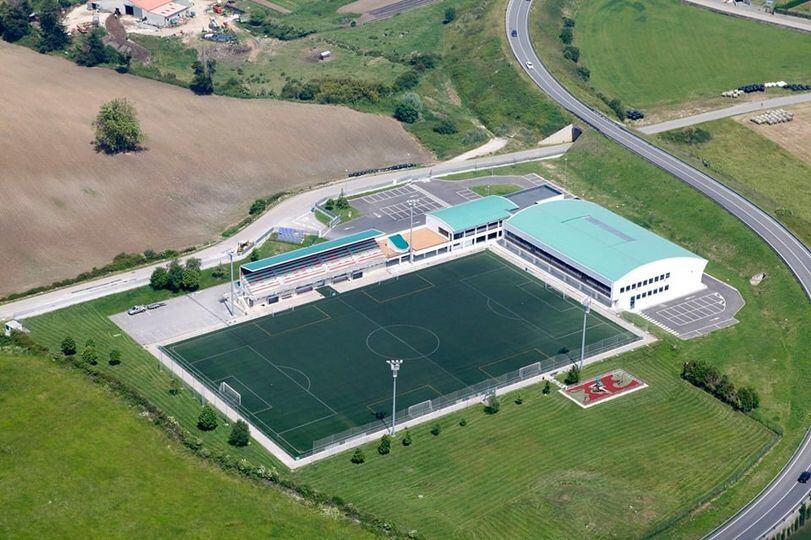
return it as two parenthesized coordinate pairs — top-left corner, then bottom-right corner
(307, 332), (640, 458)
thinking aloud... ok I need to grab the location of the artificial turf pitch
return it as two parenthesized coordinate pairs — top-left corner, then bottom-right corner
(164, 251), (638, 457)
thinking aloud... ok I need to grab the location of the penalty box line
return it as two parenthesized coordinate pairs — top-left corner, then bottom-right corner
(252, 305), (333, 339)
(361, 274), (436, 304)
(364, 384), (444, 415)
(477, 348), (553, 379)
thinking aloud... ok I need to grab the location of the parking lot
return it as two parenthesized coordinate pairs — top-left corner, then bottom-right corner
(642, 275), (744, 339)
(332, 185), (446, 236)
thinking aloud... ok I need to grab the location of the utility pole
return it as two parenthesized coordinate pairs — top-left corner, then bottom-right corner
(229, 251), (235, 316)
(579, 297), (592, 370)
(387, 360), (403, 436)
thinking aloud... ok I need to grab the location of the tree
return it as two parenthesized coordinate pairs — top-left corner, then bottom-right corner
(108, 349), (122, 366)
(542, 380), (552, 395)
(377, 434), (392, 455)
(228, 420), (250, 447)
(93, 98), (143, 154)
(442, 6), (456, 24)
(576, 66), (590, 81)
(38, 0), (69, 52)
(394, 93), (422, 124)
(559, 27), (573, 45)
(350, 448), (365, 464)
(150, 266), (169, 290)
(401, 429), (412, 446)
(75, 28), (110, 67)
(250, 250), (260, 262)
(181, 267), (200, 291)
(483, 393), (500, 414)
(392, 70), (420, 92)
(1, 0), (31, 43)
(60, 336), (77, 356)
(430, 423), (442, 436)
(564, 364), (580, 385)
(562, 45), (580, 63)
(166, 260), (184, 291)
(197, 403), (218, 431)
(190, 59), (216, 95)
(738, 386), (760, 412)
(212, 263), (227, 279)
(169, 378), (182, 395)
(81, 344), (98, 365)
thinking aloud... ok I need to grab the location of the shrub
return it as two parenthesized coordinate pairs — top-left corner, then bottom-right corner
(607, 98), (626, 121)
(350, 448), (366, 464)
(392, 70), (421, 92)
(462, 129), (488, 146)
(661, 127), (713, 145)
(181, 268), (200, 291)
(514, 394), (524, 405)
(409, 53), (438, 71)
(169, 378), (182, 396)
(401, 430), (412, 446)
(377, 434), (392, 455)
(442, 6), (456, 24)
(433, 119), (458, 135)
(75, 28), (117, 67)
(562, 16), (575, 28)
(93, 98), (143, 154)
(563, 45), (580, 63)
(430, 423), (442, 436)
(483, 394), (500, 414)
(81, 345), (98, 366)
(576, 66), (590, 81)
(249, 198), (268, 215)
(394, 93), (423, 124)
(542, 380), (552, 395)
(197, 404), (218, 431)
(459, 418), (467, 427)
(60, 336), (77, 356)
(681, 361), (760, 412)
(316, 78), (383, 104)
(564, 364), (580, 385)
(559, 27), (573, 45)
(211, 263), (227, 279)
(108, 349), (122, 366)
(738, 386), (760, 412)
(228, 420), (250, 447)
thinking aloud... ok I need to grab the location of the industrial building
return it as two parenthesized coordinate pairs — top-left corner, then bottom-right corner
(88, 0), (191, 27)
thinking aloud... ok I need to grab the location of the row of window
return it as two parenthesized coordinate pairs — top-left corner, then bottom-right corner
(633, 284), (669, 301)
(451, 220), (503, 240)
(620, 272), (671, 294)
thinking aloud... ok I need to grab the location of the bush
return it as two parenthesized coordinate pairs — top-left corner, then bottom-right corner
(93, 98), (143, 154)
(483, 393), (500, 414)
(433, 119), (458, 135)
(564, 364), (580, 385)
(350, 448), (366, 464)
(249, 198), (268, 215)
(409, 53), (439, 72)
(576, 66), (590, 81)
(661, 127), (713, 145)
(401, 430), (412, 446)
(169, 378), (182, 396)
(81, 345), (98, 366)
(75, 28), (117, 67)
(316, 78), (383, 104)
(60, 336), (77, 356)
(211, 263), (227, 279)
(542, 380), (552, 395)
(738, 386), (760, 412)
(459, 418), (467, 427)
(607, 98), (625, 121)
(430, 423), (442, 436)
(562, 16), (575, 28)
(563, 45), (580, 63)
(0, 0), (31, 42)
(377, 434), (392, 455)
(228, 420), (250, 447)
(108, 349), (122, 366)
(514, 393), (524, 405)
(197, 403), (218, 431)
(442, 6), (456, 24)
(392, 70), (421, 92)
(559, 27), (573, 45)
(394, 93), (423, 124)
(681, 361), (760, 412)
(150, 267), (169, 290)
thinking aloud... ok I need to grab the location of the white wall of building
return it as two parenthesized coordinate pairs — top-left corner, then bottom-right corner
(612, 257), (707, 311)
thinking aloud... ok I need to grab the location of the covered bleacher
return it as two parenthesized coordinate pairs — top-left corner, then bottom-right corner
(240, 229), (385, 305)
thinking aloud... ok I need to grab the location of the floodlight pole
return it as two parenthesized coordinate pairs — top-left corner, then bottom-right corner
(407, 199), (418, 264)
(579, 297), (592, 370)
(387, 359), (403, 436)
(229, 251), (235, 316)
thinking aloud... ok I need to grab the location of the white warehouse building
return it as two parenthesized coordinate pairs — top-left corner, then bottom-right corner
(502, 199), (707, 311)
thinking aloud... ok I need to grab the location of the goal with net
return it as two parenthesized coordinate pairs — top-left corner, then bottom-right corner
(407, 399), (433, 418)
(519, 361), (542, 379)
(219, 381), (242, 406)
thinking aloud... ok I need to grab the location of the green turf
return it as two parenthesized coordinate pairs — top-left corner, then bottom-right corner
(470, 183), (523, 196)
(164, 251), (637, 457)
(0, 354), (372, 538)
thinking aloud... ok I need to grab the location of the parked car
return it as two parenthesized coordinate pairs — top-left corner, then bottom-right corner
(127, 305), (146, 315)
(147, 302), (166, 310)
(511, 29), (518, 37)
(799, 471), (811, 483)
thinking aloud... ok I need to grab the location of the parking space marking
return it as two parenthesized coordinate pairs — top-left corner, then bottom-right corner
(652, 292), (727, 329)
(378, 196), (443, 221)
(456, 188), (481, 201)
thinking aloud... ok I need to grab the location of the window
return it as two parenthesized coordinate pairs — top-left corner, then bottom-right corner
(665, 285), (670, 291)
(631, 283), (637, 290)
(654, 276), (659, 282)
(665, 272), (671, 279)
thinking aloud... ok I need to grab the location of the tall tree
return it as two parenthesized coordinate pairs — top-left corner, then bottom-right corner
(190, 59), (215, 95)
(75, 28), (109, 67)
(93, 98), (143, 153)
(1, 0), (31, 42)
(38, 0), (69, 52)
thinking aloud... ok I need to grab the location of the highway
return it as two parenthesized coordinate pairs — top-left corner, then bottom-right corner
(505, 0), (811, 537)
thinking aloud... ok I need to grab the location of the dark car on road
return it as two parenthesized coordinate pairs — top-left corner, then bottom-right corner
(799, 471), (811, 483)
(511, 29), (517, 37)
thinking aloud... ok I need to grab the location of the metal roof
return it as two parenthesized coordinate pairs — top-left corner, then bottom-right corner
(505, 200), (704, 282)
(428, 196), (518, 233)
(241, 229), (383, 273)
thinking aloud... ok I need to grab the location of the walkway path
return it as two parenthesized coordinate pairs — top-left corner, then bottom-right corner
(640, 92), (811, 134)
(684, 0), (811, 33)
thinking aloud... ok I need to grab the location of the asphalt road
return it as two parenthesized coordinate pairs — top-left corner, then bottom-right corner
(684, 0), (811, 33)
(506, 0), (811, 537)
(0, 143), (569, 321)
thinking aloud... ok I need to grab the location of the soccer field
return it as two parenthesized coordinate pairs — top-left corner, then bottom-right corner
(163, 251), (638, 457)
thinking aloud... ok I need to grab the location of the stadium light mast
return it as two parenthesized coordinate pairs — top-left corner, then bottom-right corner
(579, 297), (592, 370)
(407, 199), (419, 264)
(229, 250), (235, 316)
(387, 359), (403, 436)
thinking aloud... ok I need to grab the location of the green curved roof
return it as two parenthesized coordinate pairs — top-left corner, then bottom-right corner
(428, 196), (518, 233)
(505, 200), (704, 282)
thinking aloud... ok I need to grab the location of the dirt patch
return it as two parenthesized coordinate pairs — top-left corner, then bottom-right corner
(337, 0), (397, 14)
(736, 103), (811, 166)
(0, 42), (432, 296)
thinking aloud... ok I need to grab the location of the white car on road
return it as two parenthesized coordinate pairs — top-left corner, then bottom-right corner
(525, 61), (534, 69)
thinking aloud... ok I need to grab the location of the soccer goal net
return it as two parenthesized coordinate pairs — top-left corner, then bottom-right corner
(407, 400), (433, 418)
(219, 381), (242, 406)
(519, 361), (543, 380)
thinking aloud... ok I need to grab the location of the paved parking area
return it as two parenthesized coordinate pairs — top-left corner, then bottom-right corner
(332, 184), (447, 236)
(378, 196), (443, 221)
(642, 275), (744, 339)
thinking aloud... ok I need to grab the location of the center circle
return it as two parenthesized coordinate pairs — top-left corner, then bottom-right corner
(366, 324), (440, 361)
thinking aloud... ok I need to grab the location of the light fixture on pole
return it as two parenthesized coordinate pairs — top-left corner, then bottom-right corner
(579, 297), (592, 370)
(406, 199), (419, 264)
(387, 359), (403, 436)
(228, 251), (235, 316)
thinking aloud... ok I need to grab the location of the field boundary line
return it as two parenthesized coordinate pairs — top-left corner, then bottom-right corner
(361, 274), (436, 304)
(477, 348), (551, 379)
(252, 306), (333, 339)
(364, 384), (443, 413)
(278, 412), (339, 436)
(186, 344), (250, 366)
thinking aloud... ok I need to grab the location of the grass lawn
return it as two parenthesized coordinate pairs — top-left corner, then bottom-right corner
(296, 131), (811, 537)
(532, 0), (811, 116)
(0, 354), (371, 538)
(654, 119), (811, 245)
(438, 161), (542, 180)
(470, 183), (522, 196)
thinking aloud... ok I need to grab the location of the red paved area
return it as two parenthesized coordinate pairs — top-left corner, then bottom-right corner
(563, 369), (645, 407)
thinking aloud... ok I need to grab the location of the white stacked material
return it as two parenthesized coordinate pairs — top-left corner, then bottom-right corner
(764, 81), (787, 88)
(750, 109), (794, 125)
(722, 89), (743, 98)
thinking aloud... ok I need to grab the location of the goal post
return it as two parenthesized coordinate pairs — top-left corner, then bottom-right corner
(519, 361), (542, 379)
(407, 399), (433, 418)
(219, 381), (242, 407)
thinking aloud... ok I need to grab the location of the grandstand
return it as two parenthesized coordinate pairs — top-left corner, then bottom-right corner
(240, 229), (385, 306)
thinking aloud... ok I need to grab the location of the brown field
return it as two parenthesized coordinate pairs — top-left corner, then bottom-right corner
(0, 43), (431, 296)
(736, 103), (811, 166)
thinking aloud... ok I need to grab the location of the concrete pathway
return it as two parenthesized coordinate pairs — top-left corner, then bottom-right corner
(448, 137), (509, 162)
(639, 92), (811, 134)
(684, 0), (811, 33)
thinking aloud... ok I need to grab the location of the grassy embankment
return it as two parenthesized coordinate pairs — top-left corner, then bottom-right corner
(532, 0), (811, 119)
(0, 354), (371, 538)
(297, 132), (810, 538)
(470, 183), (522, 196)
